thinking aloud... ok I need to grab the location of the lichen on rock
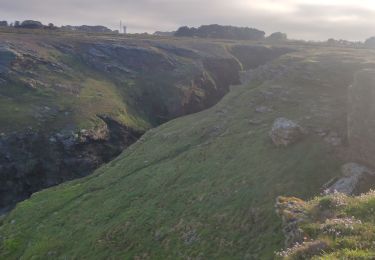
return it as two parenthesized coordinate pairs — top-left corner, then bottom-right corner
(275, 196), (308, 247)
(270, 118), (306, 147)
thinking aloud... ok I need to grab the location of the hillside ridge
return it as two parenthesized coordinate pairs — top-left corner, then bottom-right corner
(0, 29), (290, 213)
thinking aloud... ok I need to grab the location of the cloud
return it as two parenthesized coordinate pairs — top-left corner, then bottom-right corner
(0, 0), (375, 40)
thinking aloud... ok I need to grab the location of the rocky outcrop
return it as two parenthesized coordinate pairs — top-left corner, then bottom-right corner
(270, 118), (306, 147)
(275, 197), (308, 247)
(276, 194), (367, 259)
(78, 43), (241, 122)
(348, 69), (375, 167)
(0, 46), (17, 73)
(230, 45), (292, 70)
(181, 58), (241, 112)
(82, 43), (176, 73)
(323, 163), (375, 195)
(0, 116), (142, 213)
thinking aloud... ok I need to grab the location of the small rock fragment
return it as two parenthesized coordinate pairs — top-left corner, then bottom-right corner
(255, 106), (273, 113)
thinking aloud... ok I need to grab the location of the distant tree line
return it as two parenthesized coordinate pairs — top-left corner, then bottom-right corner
(0, 20), (115, 33)
(365, 37), (375, 48)
(175, 24), (266, 40)
(60, 25), (113, 33)
(0, 20), (55, 29)
(2, 19), (375, 48)
(266, 32), (288, 42)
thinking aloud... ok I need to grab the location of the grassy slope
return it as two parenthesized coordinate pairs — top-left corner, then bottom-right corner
(2, 46), (371, 258)
(277, 192), (375, 259)
(0, 33), (150, 133)
(0, 29), (241, 134)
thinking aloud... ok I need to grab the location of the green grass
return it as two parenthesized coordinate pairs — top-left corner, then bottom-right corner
(0, 30), (242, 134)
(278, 192), (375, 259)
(1, 48), (367, 259)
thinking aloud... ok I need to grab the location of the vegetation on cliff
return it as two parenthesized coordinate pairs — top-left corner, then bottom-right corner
(276, 192), (375, 259)
(0, 28), (291, 213)
(2, 43), (374, 258)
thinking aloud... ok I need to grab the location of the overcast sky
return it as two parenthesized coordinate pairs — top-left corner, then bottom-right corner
(1, 0), (375, 41)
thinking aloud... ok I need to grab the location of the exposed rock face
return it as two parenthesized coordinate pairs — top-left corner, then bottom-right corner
(324, 163), (375, 195)
(0, 116), (143, 213)
(82, 43), (176, 73)
(0, 46), (17, 73)
(0, 43), (242, 213)
(0, 38), (292, 213)
(270, 118), (306, 147)
(348, 69), (375, 167)
(230, 45), (292, 70)
(182, 58), (241, 113)
(275, 197), (308, 247)
(78, 43), (242, 122)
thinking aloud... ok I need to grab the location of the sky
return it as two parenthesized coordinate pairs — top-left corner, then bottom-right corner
(1, 0), (375, 41)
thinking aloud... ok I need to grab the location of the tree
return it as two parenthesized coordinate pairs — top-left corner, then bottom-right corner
(365, 37), (375, 48)
(0, 21), (8, 27)
(19, 20), (43, 29)
(175, 26), (194, 37)
(175, 24), (265, 40)
(327, 38), (336, 45)
(14, 21), (20, 27)
(267, 32), (288, 42)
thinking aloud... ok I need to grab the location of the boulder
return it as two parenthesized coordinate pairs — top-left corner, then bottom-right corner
(324, 163), (375, 195)
(270, 118), (305, 147)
